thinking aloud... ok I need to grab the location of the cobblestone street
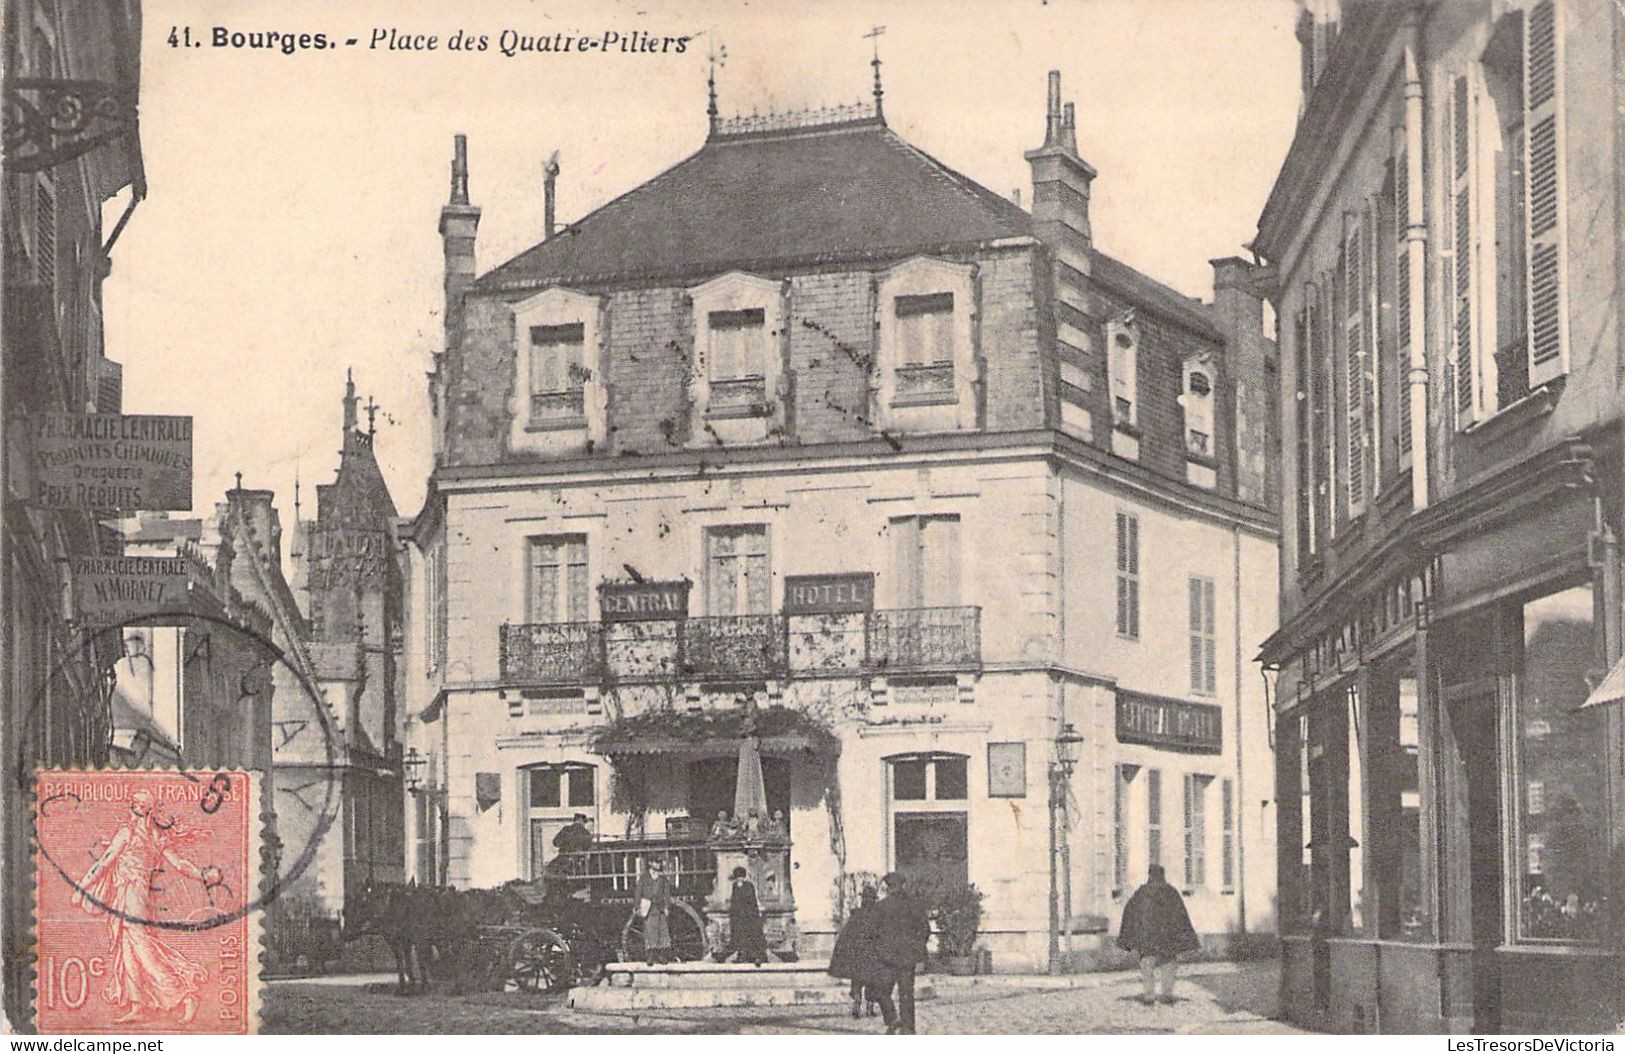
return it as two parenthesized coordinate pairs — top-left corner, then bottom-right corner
(264, 960), (1304, 1035)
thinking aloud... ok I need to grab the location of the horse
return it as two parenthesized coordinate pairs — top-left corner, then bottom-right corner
(344, 880), (437, 994)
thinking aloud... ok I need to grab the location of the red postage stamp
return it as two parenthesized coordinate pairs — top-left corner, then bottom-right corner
(33, 769), (261, 1035)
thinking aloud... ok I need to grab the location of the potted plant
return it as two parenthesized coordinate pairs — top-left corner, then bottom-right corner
(930, 881), (985, 975)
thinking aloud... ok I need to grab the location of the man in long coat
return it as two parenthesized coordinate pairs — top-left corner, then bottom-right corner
(828, 886), (884, 1020)
(871, 872), (930, 1034)
(1116, 864), (1201, 1004)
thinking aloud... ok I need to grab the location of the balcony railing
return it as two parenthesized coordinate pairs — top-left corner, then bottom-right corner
(500, 621), (605, 685)
(867, 606), (981, 673)
(500, 606), (981, 686)
(681, 614), (785, 679)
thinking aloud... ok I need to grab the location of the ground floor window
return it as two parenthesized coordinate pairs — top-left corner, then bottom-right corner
(893, 812), (968, 889)
(524, 762), (597, 879)
(1513, 585), (1606, 942)
(1367, 665), (1428, 939)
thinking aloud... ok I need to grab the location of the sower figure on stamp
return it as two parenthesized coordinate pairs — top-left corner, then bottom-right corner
(1116, 864), (1200, 1005)
(872, 871), (930, 1035)
(633, 857), (674, 965)
(72, 790), (211, 1024)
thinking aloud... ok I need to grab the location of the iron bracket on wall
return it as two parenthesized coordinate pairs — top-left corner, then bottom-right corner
(2, 77), (138, 173)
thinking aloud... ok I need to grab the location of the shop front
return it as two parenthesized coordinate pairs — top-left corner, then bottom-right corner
(1271, 462), (1625, 1033)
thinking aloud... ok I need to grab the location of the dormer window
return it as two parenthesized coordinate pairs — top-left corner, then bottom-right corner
(1181, 359), (1215, 457)
(876, 257), (977, 432)
(689, 272), (785, 442)
(894, 292), (956, 399)
(529, 323), (586, 423)
(509, 286), (605, 453)
(1106, 316), (1140, 431)
(707, 307), (768, 414)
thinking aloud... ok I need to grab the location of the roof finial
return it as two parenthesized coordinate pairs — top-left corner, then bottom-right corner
(865, 25), (886, 121)
(293, 467), (301, 518)
(234, 471), (243, 492)
(707, 39), (726, 135)
(365, 395), (378, 440)
(343, 368), (358, 433)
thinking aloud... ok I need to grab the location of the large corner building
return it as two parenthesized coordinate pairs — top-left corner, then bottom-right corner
(404, 70), (1280, 969)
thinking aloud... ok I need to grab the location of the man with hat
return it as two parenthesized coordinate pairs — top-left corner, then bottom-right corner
(552, 813), (592, 855)
(871, 871), (930, 1034)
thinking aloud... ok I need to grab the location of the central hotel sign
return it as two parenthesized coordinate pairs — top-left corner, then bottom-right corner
(1115, 691), (1223, 754)
(599, 580), (690, 622)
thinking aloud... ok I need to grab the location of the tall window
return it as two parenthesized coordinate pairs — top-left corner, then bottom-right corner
(425, 539), (447, 672)
(525, 762), (596, 880)
(1188, 576), (1216, 695)
(705, 524), (769, 615)
(1294, 308), (1315, 560)
(1392, 135), (1414, 468)
(1114, 764), (1136, 894)
(1513, 585), (1603, 943)
(1220, 777), (1235, 892)
(1116, 512), (1140, 639)
(526, 535), (588, 623)
(1522, 0), (1567, 386)
(889, 753), (970, 890)
(1181, 361), (1215, 456)
(1342, 223), (1368, 513)
(892, 514), (961, 608)
(1146, 767), (1162, 867)
(708, 308), (766, 382)
(1445, 73), (1477, 429)
(1184, 773), (1210, 889)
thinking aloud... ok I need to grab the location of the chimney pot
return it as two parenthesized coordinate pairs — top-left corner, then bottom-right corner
(1045, 70), (1063, 145)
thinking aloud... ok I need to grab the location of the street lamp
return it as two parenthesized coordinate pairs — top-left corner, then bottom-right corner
(402, 746), (426, 794)
(1048, 722), (1086, 974)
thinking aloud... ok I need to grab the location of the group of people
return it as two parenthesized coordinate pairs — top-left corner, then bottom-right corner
(826, 872), (932, 1035)
(632, 858), (771, 967)
(709, 809), (788, 841)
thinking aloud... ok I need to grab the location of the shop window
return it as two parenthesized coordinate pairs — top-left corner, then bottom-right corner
(1513, 585), (1604, 943)
(889, 752), (970, 890)
(1369, 669), (1429, 939)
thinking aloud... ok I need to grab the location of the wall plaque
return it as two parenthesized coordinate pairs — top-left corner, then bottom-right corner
(599, 580), (690, 622)
(784, 572), (874, 615)
(1115, 690), (1222, 753)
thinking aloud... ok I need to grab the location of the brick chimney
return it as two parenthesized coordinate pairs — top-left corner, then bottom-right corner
(1209, 256), (1277, 509)
(1025, 71), (1096, 260)
(543, 151), (560, 240)
(439, 134), (481, 353)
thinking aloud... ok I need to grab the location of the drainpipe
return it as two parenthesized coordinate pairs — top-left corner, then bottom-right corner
(1403, 8), (1430, 511)
(1233, 523), (1248, 933)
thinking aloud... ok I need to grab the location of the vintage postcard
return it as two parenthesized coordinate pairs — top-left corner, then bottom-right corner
(5, 0), (1624, 1040)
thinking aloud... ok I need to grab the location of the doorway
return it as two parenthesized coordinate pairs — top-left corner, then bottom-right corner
(1444, 684), (1504, 1033)
(686, 757), (791, 832)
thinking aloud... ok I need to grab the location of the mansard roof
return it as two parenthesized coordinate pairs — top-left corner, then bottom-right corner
(475, 117), (1034, 291)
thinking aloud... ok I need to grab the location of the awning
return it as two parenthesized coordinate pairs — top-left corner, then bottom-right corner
(1581, 656), (1625, 709)
(589, 705), (839, 759)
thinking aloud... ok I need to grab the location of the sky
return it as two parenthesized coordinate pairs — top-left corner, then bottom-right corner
(107, 0), (1301, 530)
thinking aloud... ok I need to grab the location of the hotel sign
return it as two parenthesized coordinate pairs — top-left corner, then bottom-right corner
(28, 414), (193, 510)
(600, 580), (690, 622)
(1115, 691), (1222, 754)
(72, 556), (189, 623)
(784, 573), (874, 615)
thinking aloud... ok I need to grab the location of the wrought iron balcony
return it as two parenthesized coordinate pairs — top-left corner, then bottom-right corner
(500, 621), (605, 685)
(680, 614), (785, 680)
(867, 606), (981, 673)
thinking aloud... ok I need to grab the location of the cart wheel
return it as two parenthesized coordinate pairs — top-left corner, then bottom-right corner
(509, 927), (575, 992)
(620, 902), (708, 963)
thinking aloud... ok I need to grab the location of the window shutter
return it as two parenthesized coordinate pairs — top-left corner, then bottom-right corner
(1524, 0), (1565, 385)
(894, 518), (922, 609)
(1183, 773), (1195, 887)
(1221, 777), (1235, 889)
(1203, 579), (1216, 694)
(1189, 578), (1203, 692)
(1147, 768), (1162, 867)
(1364, 202), (1381, 494)
(1317, 280), (1337, 539)
(1393, 140), (1412, 458)
(1450, 75), (1476, 426)
(922, 516), (960, 608)
(1343, 226), (1365, 512)
(1294, 308), (1314, 559)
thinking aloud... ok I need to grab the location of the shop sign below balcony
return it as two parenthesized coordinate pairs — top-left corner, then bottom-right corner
(25, 413), (192, 511)
(1115, 690), (1222, 754)
(600, 579), (690, 622)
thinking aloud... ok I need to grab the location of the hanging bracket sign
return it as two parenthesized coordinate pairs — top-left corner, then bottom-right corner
(71, 556), (189, 624)
(27, 414), (193, 511)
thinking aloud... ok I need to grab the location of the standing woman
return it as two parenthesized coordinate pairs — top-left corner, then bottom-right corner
(724, 866), (768, 965)
(633, 857), (674, 965)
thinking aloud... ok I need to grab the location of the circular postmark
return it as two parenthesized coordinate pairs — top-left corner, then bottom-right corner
(23, 611), (341, 932)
